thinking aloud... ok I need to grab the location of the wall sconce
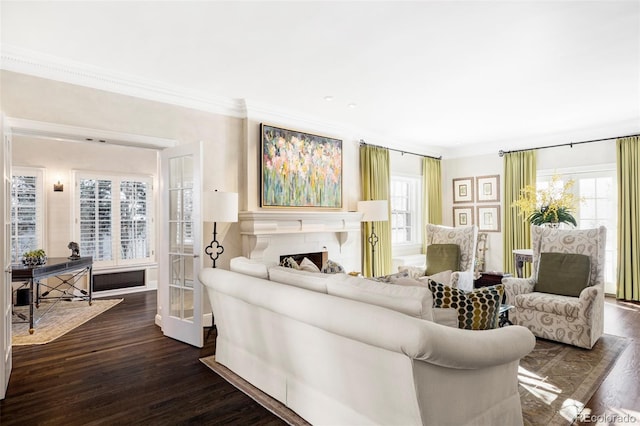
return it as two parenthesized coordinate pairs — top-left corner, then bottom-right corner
(53, 180), (64, 192)
(203, 190), (239, 268)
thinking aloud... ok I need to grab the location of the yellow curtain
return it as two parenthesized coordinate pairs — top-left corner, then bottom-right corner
(422, 157), (442, 253)
(360, 145), (392, 277)
(616, 136), (640, 301)
(502, 150), (536, 275)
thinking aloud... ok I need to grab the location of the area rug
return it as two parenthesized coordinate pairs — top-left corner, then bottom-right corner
(12, 298), (123, 345)
(201, 334), (628, 426)
(519, 333), (628, 425)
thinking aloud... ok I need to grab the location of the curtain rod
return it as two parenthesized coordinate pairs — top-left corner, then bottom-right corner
(498, 133), (640, 157)
(359, 140), (442, 160)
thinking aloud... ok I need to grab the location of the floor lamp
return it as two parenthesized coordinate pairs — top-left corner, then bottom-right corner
(357, 200), (389, 277)
(203, 190), (238, 268)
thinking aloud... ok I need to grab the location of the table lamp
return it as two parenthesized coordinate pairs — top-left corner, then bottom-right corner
(203, 190), (238, 268)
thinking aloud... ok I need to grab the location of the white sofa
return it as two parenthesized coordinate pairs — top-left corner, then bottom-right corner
(199, 264), (536, 426)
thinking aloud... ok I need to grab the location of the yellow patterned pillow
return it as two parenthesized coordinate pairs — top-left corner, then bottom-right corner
(428, 281), (504, 330)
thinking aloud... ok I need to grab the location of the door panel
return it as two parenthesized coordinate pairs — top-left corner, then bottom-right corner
(160, 142), (203, 347)
(2, 122), (13, 399)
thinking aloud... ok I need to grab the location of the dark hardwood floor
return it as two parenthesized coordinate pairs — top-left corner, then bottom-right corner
(2, 291), (639, 425)
(1, 291), (284, 425)
(576, 298), (640, 425)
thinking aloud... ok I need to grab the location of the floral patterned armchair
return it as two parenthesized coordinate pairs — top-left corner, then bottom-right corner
(425, 224), (478, 291)
(502, 225), (606, 349)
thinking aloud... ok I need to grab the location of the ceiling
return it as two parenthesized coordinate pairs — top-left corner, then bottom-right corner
(1, 1), (639, 157)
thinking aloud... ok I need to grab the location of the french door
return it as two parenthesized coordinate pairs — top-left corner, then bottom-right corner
(159, 142), (203, 347)
(1, 121), (12, 398)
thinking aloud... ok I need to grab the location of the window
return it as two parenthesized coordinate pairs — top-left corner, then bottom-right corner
(538, 166), (617, 293)
(390, 175), (421, 246)
(10, 167), (45, 262)
(75, 172), (154, 267)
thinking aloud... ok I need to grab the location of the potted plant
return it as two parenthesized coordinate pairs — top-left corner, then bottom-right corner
(513, 175), (580, 227)
(22, 249), (47, 266)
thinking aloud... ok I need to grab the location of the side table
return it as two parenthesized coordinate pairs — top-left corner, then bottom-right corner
(474, 271), (512, 288)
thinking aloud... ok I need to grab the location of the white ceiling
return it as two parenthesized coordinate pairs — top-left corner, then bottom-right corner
(1, 1), (639, 157)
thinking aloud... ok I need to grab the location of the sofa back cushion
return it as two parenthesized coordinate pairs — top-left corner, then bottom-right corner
(268, 266), (333, 293)
(230, 256), (270, 279)
(326, 275), (434, 321)
(426, 244), (460, 275)
(535, 252), (591, 297)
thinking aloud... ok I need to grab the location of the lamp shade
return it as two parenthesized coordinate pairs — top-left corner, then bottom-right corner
(357, 200), (388, 222)
(203, 191), (238, 223)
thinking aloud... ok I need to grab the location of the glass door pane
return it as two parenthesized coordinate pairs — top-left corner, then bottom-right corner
(168, 156), (194, 322)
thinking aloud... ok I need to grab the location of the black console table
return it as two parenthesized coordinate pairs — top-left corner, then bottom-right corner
(12, 256), (93, 334)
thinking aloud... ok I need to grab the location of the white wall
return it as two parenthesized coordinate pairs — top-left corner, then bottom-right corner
(443, 153), (503, 272)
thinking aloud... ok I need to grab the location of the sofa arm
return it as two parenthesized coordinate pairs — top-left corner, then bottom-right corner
(502, 277), (535, 305)
(578, 284), (603, 311)
(450, 270), (474, 292)
(432, 308), (458, 328)
(413, 323), (536, 369)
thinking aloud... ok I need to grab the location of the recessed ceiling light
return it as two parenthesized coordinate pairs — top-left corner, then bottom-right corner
(324, 96), (334, 101)
(348, 103), (357, 109)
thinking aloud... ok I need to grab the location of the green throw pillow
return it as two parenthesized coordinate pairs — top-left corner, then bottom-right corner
(428, 281), (503, 330)
(535, 252), (591, 297)
(425, 244), (460, 275)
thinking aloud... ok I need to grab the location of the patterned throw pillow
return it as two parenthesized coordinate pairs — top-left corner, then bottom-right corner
(321, 259), (345, 274)
(373, 270), (411, 283)
(280, 257), (300, 269)
(428, 281), (504, 330)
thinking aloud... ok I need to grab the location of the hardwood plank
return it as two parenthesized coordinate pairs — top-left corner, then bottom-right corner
(1, 291), (284, 425)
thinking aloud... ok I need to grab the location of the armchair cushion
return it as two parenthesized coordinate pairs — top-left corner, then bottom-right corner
(514, 292), (582, 318)
(428, 281), (504, 330)
(535, 252), (591, 297)
(425, 244), (460, 275)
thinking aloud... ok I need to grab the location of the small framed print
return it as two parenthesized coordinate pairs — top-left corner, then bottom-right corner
(477, 205), (501, 232)
(476, 175), (500, 202)
(453, 207), (474, 227)
(453, 177), (474, 203)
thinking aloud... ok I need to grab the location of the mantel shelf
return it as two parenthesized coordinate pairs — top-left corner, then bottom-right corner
(238, 210), (362, 260)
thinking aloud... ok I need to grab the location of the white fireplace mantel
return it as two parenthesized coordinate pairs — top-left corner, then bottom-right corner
(238, 210), (362, 260)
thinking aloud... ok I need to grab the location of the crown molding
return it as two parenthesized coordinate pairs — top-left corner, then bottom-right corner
(0, 45), (450, 157)
(1, 45), (246, 118)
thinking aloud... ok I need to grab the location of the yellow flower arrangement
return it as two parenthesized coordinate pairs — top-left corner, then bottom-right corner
(513, 175), (579, 226)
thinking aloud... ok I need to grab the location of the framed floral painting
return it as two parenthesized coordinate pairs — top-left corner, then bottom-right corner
(261, 124), (342, 208)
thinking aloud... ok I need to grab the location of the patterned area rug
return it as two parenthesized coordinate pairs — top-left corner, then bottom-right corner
(12, 298), (123, 345)
(519, 334), (628, 425)
(201, 334), (628, 426)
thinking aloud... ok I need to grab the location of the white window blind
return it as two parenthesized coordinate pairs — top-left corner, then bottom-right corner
(76, 172), (153, 267)
(79, 178), (113, 262)
(120, 180), (150, 260)
(11, 168), (45, 262)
